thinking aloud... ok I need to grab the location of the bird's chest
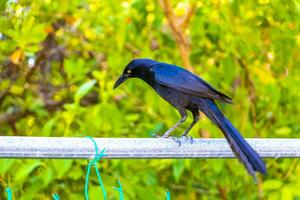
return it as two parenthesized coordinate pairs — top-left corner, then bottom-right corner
(153, 84), (191, 107)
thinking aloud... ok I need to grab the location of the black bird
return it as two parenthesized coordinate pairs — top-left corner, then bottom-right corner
(114, 58), (266, 180)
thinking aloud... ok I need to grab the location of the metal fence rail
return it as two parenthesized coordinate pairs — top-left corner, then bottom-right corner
(0, 136), (300, 159)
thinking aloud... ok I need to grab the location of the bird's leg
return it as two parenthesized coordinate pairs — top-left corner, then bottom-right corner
(161, 107), (187, 138)
(161, 117), (186, 138)
(180, 109), (200, 144)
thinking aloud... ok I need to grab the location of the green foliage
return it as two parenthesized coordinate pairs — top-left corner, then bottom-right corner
(1, 0), (300, 199)
(74, 80), (97, 104)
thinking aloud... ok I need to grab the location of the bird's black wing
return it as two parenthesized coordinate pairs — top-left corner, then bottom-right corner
(150, 63), (232, 103)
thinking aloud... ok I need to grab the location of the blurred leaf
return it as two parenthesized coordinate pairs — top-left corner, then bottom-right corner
(173, 160), (185, 183)
(10, 49), (24, 64)
(19, 179), (44, 200)
(124, 113), (140, 122)
(42, 117), (57, 136)
(9, 84), (23, 95)
(263, 179), (283, 190)
(40, 167), (54, 186)
(275, 127), (292, 136)
(64, 58), (91, 82)
(51, 160), (73, 179)
(146, 122), (164, 136)
(74, 79), (97, 104)
(89, 185), (105, 200)
(0, 1), (6, 13)
(15, 161), (42, 183)
(67, 164), (83, 180)
(0, 159), (15, 175)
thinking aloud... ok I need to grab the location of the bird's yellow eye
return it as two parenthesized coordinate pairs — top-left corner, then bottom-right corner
(127, 69), (132, 74)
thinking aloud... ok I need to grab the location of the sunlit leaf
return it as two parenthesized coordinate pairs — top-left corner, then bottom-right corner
(263, 179), (283, 190)
(15, 161), (42, 183)
(74, 80), (97, 104)
(10, 49), (24, 64)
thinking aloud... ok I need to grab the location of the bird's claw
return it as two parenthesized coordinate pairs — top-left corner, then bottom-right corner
(168, 136), (182, 146)
(170, 136), (193, 146)
(153, 134), (181, 146)
(180, 135), (194, 144)
(153, 134), (193, 146)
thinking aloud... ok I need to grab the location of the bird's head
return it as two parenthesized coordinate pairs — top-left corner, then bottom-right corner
(113, 58), (157, 89)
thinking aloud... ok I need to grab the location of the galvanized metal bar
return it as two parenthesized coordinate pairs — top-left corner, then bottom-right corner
(0, 136), (299, 159)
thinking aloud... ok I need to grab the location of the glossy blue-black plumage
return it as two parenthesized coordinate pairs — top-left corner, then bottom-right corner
(114, 58), (266, 180)
(150, 63), (232, 103)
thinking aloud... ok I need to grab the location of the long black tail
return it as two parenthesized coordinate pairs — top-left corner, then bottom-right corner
(196, 98), (266, 180)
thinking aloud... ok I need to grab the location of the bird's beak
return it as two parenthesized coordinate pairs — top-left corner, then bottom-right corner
(113, 74), (128, 89)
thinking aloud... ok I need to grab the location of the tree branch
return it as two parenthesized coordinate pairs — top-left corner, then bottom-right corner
(159, 0), (196, 71)
(179, 2), (197, 31)
(0, 108), (32, 126)
(236, 57), (258, 136)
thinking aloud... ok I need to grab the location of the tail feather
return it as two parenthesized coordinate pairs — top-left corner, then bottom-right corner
(197, 98), (266, 180)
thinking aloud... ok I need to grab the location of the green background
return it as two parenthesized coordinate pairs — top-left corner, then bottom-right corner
(1, 0), (300, 199)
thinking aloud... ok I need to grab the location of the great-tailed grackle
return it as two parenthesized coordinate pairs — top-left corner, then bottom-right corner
(114, 58), (266, 180)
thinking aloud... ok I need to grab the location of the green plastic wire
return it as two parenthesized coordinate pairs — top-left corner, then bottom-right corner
(3, 138), (171, 200)
(113, 179), (124, 200)
(52, 193), (60, 200)
(85, 136), (107, 200)
(6, 187), (12, 200)
(165, 189), (171, 200)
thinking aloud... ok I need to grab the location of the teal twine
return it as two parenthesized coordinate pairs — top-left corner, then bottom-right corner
(85, 136), (107, 200)
(113, 179), (124, 200)
(52, 193), (60, 200)
(5, 187), (12, 200)
(165, 189), (171, 200)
